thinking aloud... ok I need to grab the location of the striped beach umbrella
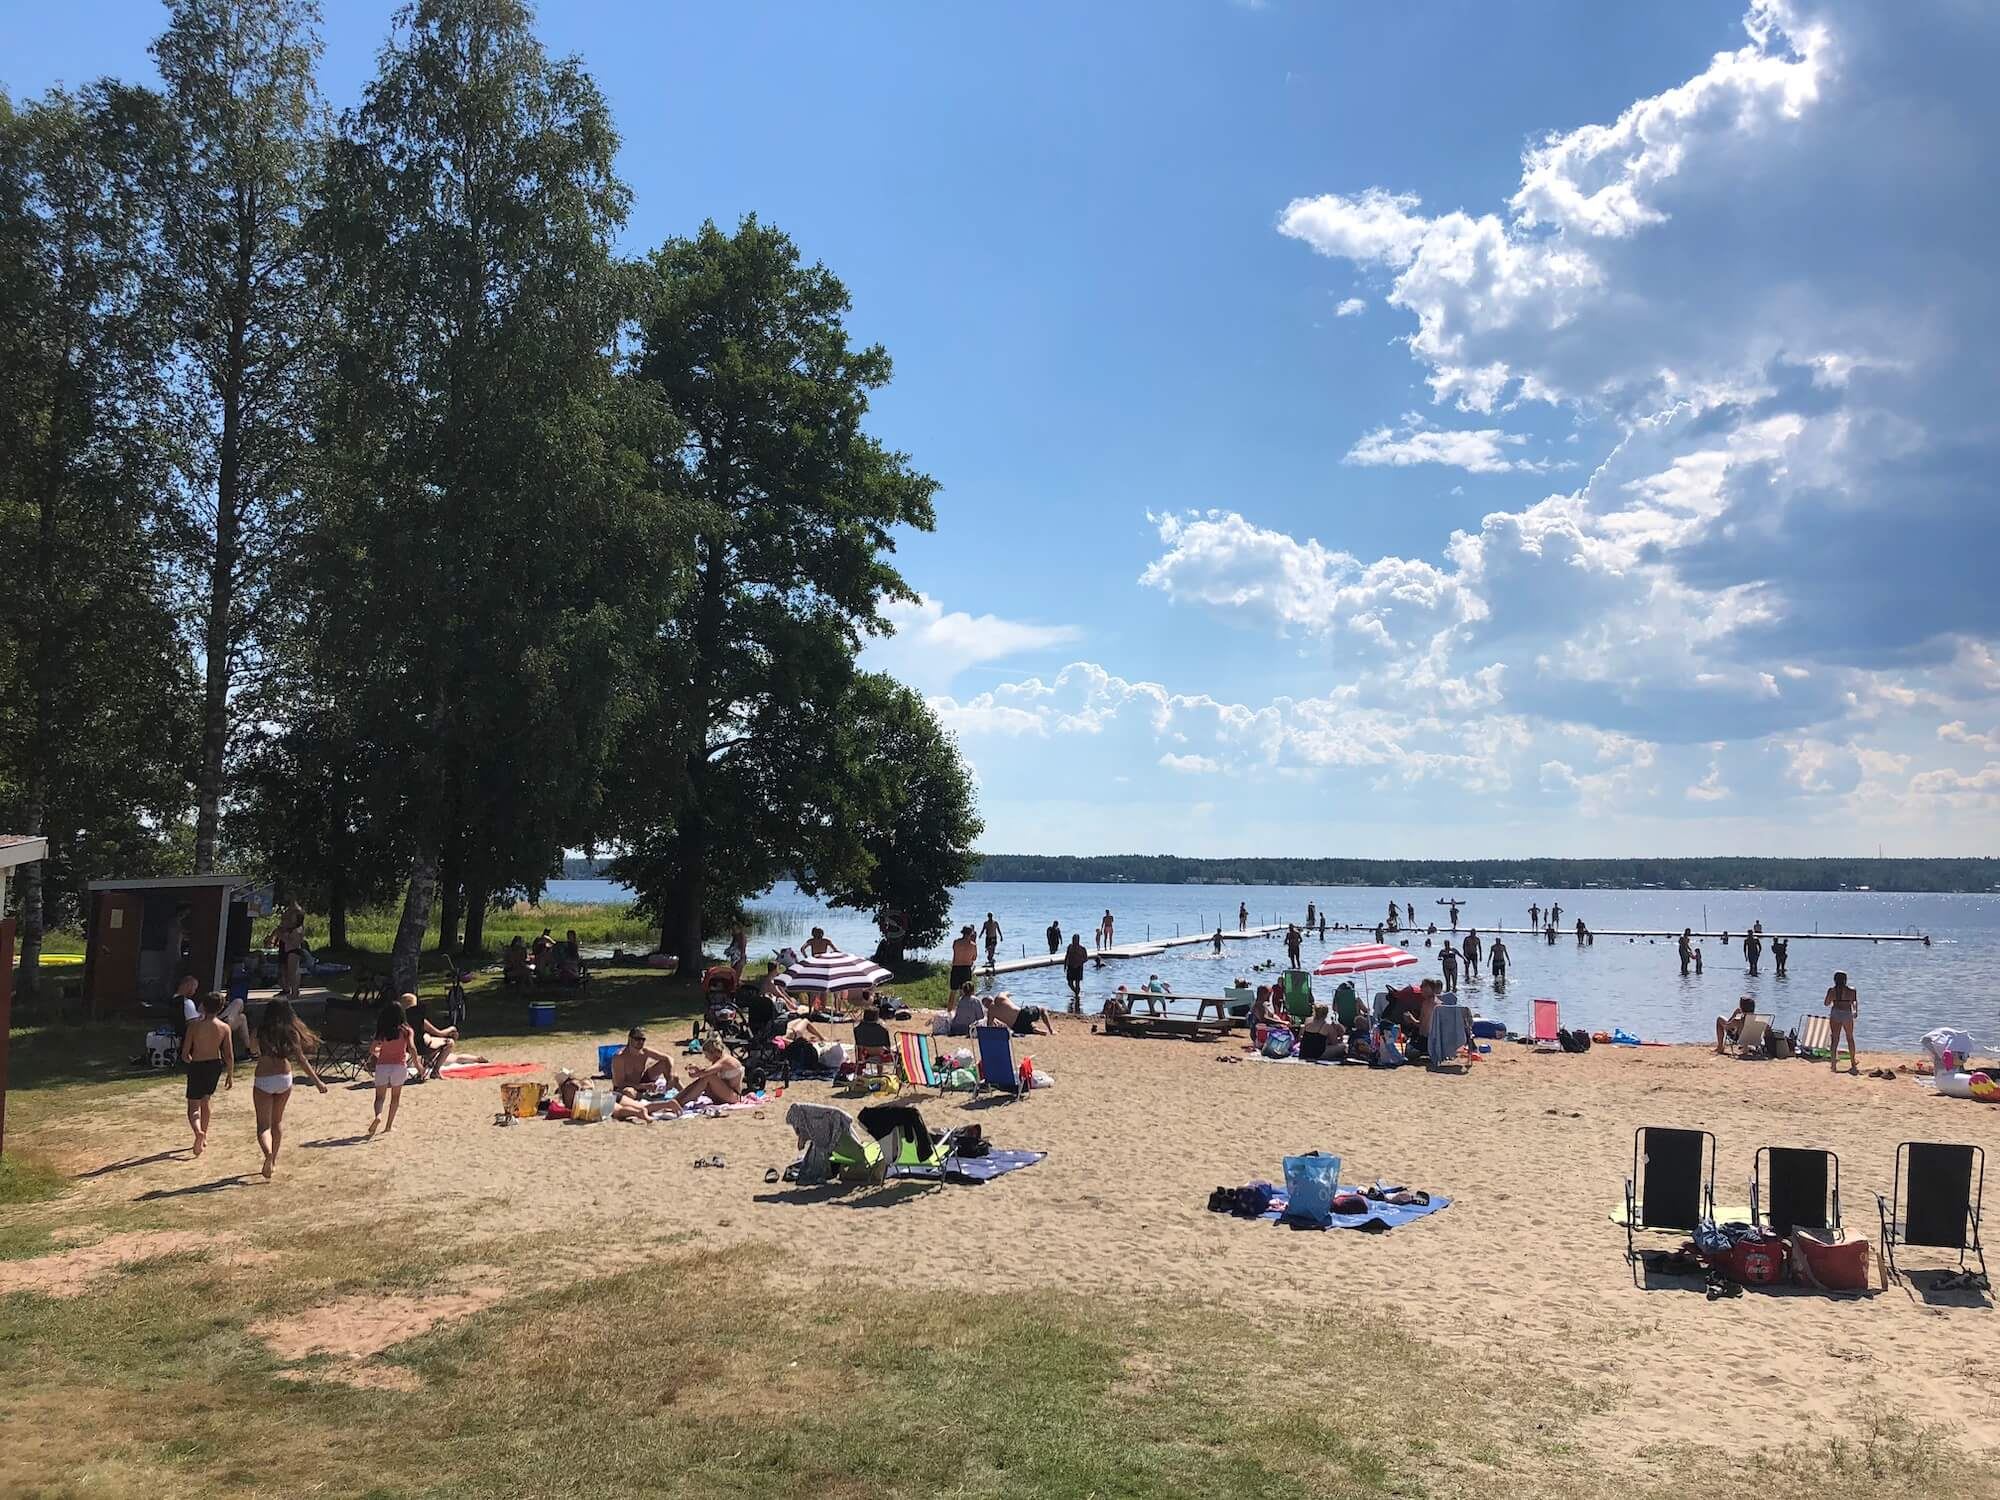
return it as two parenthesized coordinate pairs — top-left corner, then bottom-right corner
(781, 949), (891, 996)
(1312, 943), (1417, 978)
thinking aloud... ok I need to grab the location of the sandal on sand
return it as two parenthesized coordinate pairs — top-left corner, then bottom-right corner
(763, 1167), (779, 1184)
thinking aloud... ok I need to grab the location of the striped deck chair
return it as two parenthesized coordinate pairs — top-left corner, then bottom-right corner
(895, 1030), (943, 1093)
(1796, 1013), (1852, 1065)
(1531, 998), (1561, 1053)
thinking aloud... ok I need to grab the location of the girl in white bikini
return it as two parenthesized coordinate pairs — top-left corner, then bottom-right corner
(1824, 971), (1860, 1077)
(252, 998), (327, 1179)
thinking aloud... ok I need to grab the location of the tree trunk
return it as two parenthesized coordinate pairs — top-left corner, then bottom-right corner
(326, 871), (348, 951)
(462, 881), (489, 955)
(390, 856), (436, 995)
(14, 795), (45, 1005)
(665, 867), (704, 978)
(436, 877), (461, 957)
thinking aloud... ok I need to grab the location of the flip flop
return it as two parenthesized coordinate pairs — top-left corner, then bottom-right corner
(763, 1167), (779, 1184)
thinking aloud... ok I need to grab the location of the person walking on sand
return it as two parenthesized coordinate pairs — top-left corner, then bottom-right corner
(251, 998), (326, 1180)
(1046, 918), (1062, 955)
(1824, 971), (1860, 1076)
(1064, 933), (1089, 1011)
(1489, 936), (1509, 984)
(182, 992), (234, 1157)
(981, 912), (1003, 966)
(1679, 928), (1694, 977)
(367, 998), (413, 1139)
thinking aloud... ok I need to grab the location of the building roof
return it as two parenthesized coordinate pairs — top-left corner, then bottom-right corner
(0, 835), (48, 871)
(86, 874), (248, 892)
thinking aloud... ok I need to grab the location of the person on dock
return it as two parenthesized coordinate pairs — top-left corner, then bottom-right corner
(1549, 902), (1562, 927)
(950, 927), (977, 992)
(1460, 929), (1482, 978)
(1488, 936), (1509, 984)
(1064, 934), (1089, 1010)
(1743, 930), (1762, 976)
(1045, 919), (1062, 955)
(1771, 936), (1788, 977)
(1529, 902), (1541, 929)
(1678, 928), (1694, 976)
(1405, 902), (1415, 926)
(982, 913), (1003, 966)
(1238, 901), (1248, 931)
(1823, 970), (1859, 1076)
(1285, 924), (1303, 968)
(1575, 918), (1589, 946)
(1386, 900), (1399, 931)
(1439, 943), (1459, 989)
(1102, 909), (1116, 948)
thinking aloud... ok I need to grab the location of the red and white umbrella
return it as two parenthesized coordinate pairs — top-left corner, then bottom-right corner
(1313, 943), (1417, 978)
(781, 949), (891, 996)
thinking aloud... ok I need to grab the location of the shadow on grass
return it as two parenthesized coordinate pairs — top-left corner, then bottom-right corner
(134, 1174), (256, 1201)
(298, 1135), (372, 1150)
(75, 1149), (192, 1180)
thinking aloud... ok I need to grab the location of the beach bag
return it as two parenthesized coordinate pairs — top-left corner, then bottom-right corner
(1282, 1153), (1343, 1227)
(1698, 1223), (1787, 1286)
(1791, 1229), (1870, 1292)
(1262, 1028), (1295, 1060)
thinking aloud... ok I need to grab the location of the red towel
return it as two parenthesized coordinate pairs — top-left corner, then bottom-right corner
(438, 1062), (541, 1079)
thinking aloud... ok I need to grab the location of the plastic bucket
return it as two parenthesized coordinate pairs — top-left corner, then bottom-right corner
(499, 1080), (544, 1118)
(528, 1001), (556, 1029)
(597, 1043), (622, 1076)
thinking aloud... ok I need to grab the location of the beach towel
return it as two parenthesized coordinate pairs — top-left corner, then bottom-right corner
(1427, 1005), (1472, 1068)
(437, 1062), (541, 1079)
(945, 1148), (1045, 1184)
(1258, 1188), (1450, 1233)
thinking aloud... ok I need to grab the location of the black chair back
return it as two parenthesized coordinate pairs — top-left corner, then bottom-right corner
(1905, 1142), (1981, 1250)
(1764, 1147), (1834, 1235)
(1639, 1127), (1708, 1231)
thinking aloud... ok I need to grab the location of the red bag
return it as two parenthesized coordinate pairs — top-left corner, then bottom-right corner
(1717, 1234), (1788, 1286)
(1791, 1229), (1871, 1292)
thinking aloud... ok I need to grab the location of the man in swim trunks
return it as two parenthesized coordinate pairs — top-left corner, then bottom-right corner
(1064, 933), (1089, 1011)
(950, 926), (977, 991)
(611, 1027), (677, 1092)
(981, 912), (1003, 966)
(984, 991), (1054, 1036)
(1046, 919), (1062, 955)
(1488, 936), (1509, 983)
(182, 992), (234, 1157)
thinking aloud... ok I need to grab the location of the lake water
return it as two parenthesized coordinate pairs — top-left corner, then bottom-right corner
(541, 877), (1997, 1049)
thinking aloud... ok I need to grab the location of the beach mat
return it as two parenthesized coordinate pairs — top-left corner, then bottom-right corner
(438, 1062), (542, 1080)
(1607, 1201), (1751, 1228)
(1260, 1189), (1451, 1232)
(946, 1149), (1045, 1184)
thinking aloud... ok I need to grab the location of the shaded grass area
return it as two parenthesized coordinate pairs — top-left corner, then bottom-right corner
(0, 1228), (1983, 1500)
(331, 898), (658, 959)
(0, 1154), (65, 1209)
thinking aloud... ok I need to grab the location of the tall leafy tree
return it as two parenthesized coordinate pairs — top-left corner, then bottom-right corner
(151, 0), (329, 873)
(0, 86), (196, 999)
(804, 673), (983, 966)
(315, 0), (678, 991)
(610, 217), (939, 973)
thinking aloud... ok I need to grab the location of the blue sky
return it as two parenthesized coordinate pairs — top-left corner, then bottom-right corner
(11, 1), (1998, 857)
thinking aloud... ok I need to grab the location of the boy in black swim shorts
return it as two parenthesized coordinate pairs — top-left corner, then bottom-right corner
(182, 991), (235, 1157)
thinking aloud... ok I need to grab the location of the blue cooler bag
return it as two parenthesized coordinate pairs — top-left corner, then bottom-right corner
(1282, 1152), (1343, 1227)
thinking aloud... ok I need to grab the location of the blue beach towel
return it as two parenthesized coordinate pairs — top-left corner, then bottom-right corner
(945, 1148), (1045, 1183)
(1427, 1005), (1472, 1068)
(1259, 1187), (1451, 1233)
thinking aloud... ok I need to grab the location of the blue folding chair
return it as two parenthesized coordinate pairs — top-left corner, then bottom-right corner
(973, 1024), (1025, 1102)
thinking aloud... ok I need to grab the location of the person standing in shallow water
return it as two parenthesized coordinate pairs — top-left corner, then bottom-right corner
(1045, 918), (1062, 955)
(1285, 924), (1302, 968)
(1771, 936), (1788, 977)
(1440, 943), (1459, 989)
(1064, 933), (1088, 1012)
(1461, 929), (1482, 979)
(1743, 929), (1762, 976)
(1488, 936), (1509, 985)
(1679, 928), (1694, 976)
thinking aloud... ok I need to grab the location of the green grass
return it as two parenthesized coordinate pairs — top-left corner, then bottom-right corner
(329, 898), (658, 959)
(0, 1154), (65, 1208)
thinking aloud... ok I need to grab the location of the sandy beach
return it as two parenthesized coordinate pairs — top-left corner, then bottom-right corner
(11, 1013), (2000, 1479)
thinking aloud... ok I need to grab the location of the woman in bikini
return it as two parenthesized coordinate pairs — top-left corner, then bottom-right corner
(252, 998), (327, 1179)
(674, 1035), (746, 1107)
(1824, 970), (1860, 1076)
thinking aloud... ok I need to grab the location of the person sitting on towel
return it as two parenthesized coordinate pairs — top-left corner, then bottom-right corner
(984, 991), (1054, 1037)
(1714, 996), (1756, 1054)
(611, 1027), (677, 1092)
(674, 1035), (747, 1106)
(1300, 1004), (1347, 1061)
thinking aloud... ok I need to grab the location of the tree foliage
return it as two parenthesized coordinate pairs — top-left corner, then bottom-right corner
(609, 217), (938, 973)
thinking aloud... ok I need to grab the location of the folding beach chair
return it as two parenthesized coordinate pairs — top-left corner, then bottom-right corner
(1795, 1013), (1856, 1066)
(1332, 982), (1361, 1029)
(1625, 1126), (1717, 1263)
(1731, 1015), (1770, 1059)
(1752, 1146), (1841, 1236)
(895, 1030), (943, 1093)
(785, 1101), (886, 1186)
(1531, 998), (1561, 1054)
(858, 1102), (949, 1179)
(1281, 970), (1314, 1024)
(1877, 1142), (1987, 1287)
(972, 1024), (1025, 1102)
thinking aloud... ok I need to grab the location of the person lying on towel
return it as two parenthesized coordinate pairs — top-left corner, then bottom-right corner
(984, 992), (1055, 1037)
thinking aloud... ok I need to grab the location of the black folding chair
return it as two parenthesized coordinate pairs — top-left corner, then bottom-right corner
(1752, 1146), (1841, 1237)
(1625, 1126), (1716, 1262)
(1877, 1142), (1987, 1286)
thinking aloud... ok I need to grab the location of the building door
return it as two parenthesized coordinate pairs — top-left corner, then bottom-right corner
(87, 891), (144, 1015)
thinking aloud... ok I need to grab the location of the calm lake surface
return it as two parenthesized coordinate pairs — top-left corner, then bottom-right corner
(542, 878), (1995, 1049)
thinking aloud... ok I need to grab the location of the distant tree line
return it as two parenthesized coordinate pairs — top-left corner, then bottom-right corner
(968, 855), (2000, 894)
(0, 0), (981, 998)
